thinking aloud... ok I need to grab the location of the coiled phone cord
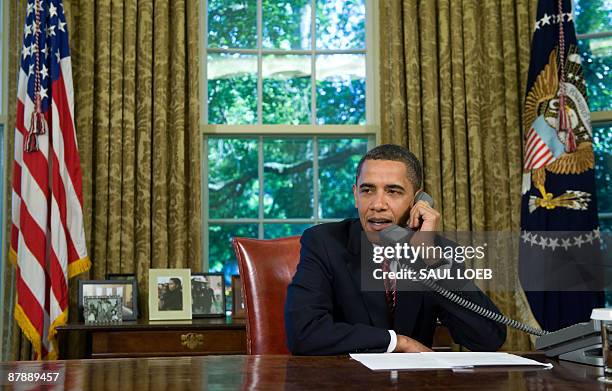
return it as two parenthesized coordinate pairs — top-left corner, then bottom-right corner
(420, 278), (550, 337)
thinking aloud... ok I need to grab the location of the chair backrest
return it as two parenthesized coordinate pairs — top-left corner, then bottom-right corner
(232, 236), (301, 355)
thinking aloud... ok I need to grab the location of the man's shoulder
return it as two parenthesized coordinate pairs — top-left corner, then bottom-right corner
(298, 219), (361, 270)
(300, 218), (361, 255)
(302, 218), (359, 240)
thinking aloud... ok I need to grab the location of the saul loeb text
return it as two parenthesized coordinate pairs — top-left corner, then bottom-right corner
(371, 242), (493, 282)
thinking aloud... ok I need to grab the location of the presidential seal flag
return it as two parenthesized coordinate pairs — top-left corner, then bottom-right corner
(10, 0), (90, 359)
(519, 0), (603, 332)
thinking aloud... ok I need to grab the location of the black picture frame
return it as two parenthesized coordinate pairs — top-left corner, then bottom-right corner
(191, 273), (226, 318)
(78, 280), (139, 321)
(106, 273), (136, 281)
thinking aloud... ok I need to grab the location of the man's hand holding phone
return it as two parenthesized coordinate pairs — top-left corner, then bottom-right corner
(407, 191), (440, 258)
(408, 199), (440, 232)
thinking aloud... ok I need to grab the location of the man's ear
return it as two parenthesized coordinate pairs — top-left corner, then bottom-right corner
(352, 184), (358, 208)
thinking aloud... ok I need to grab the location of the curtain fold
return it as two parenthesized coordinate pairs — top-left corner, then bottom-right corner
(3, 0), (201, 359)
(380, 0), (539, 350)
(68, 0), (202, 318)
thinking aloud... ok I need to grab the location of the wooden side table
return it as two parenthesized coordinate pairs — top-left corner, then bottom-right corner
(56, 317), (247, 359)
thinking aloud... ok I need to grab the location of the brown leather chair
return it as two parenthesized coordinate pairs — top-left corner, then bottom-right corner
(232, 236), (301, 355)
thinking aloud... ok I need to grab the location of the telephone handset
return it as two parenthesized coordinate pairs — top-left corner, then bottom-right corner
(414, 190), (434, 208)
(380, 221), (605, 366)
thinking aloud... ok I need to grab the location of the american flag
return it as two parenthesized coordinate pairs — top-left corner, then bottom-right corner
(10, 0), (89, 360)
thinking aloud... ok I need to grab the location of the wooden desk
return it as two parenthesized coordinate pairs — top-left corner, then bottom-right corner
(56, 318), (452, 359)
(55, 318), (246, 359)
(0, 354), (605, 390)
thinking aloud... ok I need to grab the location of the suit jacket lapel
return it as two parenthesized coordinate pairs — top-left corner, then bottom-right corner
(346, 220), (390, 330)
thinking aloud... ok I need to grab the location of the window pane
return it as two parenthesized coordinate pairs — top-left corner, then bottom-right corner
(208, 0), (257, 49)
(315, 0), (365, 50)
(264, 223), (311, 238)
(319, 138), (368, 218)
(594, 125), (612, 217)
(574, 0), (612, 35)
(264, 138), (314, 218)
(208, 53), (258, 124)
(208, 138), (259, 218)
(208, 223), (258, 309)
(578, 37), (612, 111)
(263, 0), (311, 50)
(316, 54), (366, 124)
(263, 55), (312, 124)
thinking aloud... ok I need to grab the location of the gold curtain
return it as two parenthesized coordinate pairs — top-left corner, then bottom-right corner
(4, 0), (201, 359)
(380, 0), (539, 350)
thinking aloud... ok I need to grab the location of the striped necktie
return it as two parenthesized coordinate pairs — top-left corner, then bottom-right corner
(382, 258), (397, 328)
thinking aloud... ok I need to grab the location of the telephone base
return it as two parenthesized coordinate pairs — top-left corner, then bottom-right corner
(536, 321), (603, 367)
(557, 344), (603, 367)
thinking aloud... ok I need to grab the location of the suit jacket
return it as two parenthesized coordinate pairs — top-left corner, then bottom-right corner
(284, 219), (507, 355)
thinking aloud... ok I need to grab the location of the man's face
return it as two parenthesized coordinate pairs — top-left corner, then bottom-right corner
(169, 280), (177, 291)
(353, 160), (416, 232)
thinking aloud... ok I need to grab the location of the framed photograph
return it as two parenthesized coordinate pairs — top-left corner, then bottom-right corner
(83, 296), (123, 324)
(106, 273), (136, 281)
(148, 269), (192, 320)
(232, 275), (245, 319)
(78, 280), (139, 321)
(191, 273), (225, 318)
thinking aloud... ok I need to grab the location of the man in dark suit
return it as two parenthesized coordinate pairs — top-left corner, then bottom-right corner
(285, 144), (506, 355)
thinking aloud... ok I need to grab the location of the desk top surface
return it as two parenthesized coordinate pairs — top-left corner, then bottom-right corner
(0, 354), (603, 390)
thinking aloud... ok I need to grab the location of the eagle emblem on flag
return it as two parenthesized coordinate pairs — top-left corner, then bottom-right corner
(523, 47), (593, 173)
(522, 46), (594, 213)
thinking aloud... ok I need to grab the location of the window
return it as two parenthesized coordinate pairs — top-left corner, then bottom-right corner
(574, 0), (612, 231)
(201, 0), (377, 308)
(575, 0), (612, 305)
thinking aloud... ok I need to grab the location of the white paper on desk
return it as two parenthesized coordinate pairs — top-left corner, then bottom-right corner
(423, 352), (552, 368)
(350, 352), (553, 371)
(350, 353), (448, 371)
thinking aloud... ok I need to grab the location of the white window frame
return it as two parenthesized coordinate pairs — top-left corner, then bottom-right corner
(199, 0), (380, 269)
